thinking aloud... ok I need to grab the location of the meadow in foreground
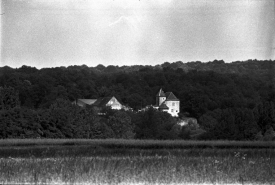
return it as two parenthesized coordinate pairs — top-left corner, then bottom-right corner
(0, 144), (275, 185)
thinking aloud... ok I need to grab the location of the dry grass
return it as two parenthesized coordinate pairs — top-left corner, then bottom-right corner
(0, 144), (274, 184)
(0, 139), (275, 149)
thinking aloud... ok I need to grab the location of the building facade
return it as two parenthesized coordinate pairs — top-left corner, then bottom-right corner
(155, 88), (180, 117)
(74, 96), (123, 110)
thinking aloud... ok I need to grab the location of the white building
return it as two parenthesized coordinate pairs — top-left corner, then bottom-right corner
(74, 96), (123, 110)
(155, 88), (180, 117)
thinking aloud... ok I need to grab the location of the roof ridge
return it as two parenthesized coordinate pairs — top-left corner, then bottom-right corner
(159, 102), (169, 109)
(165, 92), (179, 100)
(157, 88), (166, 97)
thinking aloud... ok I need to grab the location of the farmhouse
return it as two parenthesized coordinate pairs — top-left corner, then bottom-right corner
(155, 88), (180, 117)
(74, 96), (123, 110)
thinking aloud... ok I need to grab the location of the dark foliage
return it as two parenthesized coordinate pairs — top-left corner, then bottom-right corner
(0, 59), (274, 140)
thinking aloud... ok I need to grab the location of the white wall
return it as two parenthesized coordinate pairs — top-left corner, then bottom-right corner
(165, 100), (180, 117)
(107, 97), (122, 110)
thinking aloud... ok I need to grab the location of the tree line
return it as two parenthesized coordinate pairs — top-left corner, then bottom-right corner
(0, 59), (274, 140)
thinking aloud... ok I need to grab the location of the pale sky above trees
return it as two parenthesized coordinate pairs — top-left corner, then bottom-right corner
(1, 0), (275, 68)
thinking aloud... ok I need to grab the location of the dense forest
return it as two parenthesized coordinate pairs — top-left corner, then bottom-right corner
(0, 59), (275, 140)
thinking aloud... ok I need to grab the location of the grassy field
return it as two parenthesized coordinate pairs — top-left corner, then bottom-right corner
(0, 139), (275, 184)
(1, 138), (275, 148)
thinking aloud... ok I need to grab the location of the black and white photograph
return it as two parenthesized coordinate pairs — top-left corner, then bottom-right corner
(0, 0), (275, 184)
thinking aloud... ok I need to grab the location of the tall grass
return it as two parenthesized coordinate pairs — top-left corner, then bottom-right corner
(0, 146), (275, 184)
(0, 139), (275, 149)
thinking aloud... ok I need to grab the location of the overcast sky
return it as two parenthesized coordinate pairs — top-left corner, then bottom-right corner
(1, 0), (275, 69)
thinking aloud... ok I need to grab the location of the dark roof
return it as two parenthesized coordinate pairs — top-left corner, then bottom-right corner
(156, 88), (166, 97)
(93, 97), (113, 107)
(165, 92), (179, 101)
(159, 103), (169, 109)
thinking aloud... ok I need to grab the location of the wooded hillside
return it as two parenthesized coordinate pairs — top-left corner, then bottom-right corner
(0, 59), (274, 140)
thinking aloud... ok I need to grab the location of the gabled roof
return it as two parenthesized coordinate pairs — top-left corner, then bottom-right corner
(76, 96), (122, 108)
(159, 102), (169, 109)
(93, 97), (113, 107)
(156, 88), (166, 97)
(93, 96), (122, 107)
(165, 92), (179, 101)
(78, 99), (97, 105)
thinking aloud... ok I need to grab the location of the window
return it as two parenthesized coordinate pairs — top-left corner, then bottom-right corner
(172, 102), (175, 106)
(171, 109), (173, 112)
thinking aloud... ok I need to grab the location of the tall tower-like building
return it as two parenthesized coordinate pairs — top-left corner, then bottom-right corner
(155, 88), (180, 117)
(156, 88), (166, 106)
